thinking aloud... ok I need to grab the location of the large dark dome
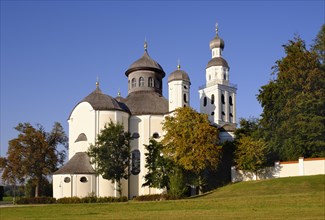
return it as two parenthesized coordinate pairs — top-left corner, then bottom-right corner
(123, 91), (168, 115)
(125, 51), (165, 77)
(82, 86), (126, 111)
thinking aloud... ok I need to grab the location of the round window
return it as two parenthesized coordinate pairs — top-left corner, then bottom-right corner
(64, 177), (70, 183)
(152, 132), (160, 139)
(80, 176), (88, 183)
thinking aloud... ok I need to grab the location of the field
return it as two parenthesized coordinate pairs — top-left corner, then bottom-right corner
(0, 175), (324, 220)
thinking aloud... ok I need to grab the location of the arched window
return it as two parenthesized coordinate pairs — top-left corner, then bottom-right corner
(74, 133), (87, 143)
(221, 94), (225, 104)
(128, 80), (130, 89)
(131, 78), (136, 88)
(131, 150), (140, 175)
(229, 96), (233, 106)
(183, 94), (188, 103)
(211, 94), (215, 105)
(156, 80), (160, 89)
(139, 77), (144, 87)
(148, 77), (154, 87)
(203, 97), (207, 107)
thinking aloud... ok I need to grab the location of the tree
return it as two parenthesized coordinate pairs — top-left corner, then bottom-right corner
(257, 35), (325, 161)
(0, 122), (67, 197)
(234, 136), (267, 177)
(162, 107), (222, 191)
(234, 117), (260, 140)
(88, 121), (131, 197)
(142, 139), (170, 190)
(311, 24), (325, 69)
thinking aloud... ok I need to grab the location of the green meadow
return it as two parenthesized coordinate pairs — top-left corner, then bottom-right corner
(1, 175), (324, 220)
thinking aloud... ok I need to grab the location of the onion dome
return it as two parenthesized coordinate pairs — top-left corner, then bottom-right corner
(81, 83), (125, 111)
(209, 35), (225, 50)
(168, 64), (191, 84)
(53, 152), (95, 175)
(209, 23), (225, 50)
(206, 57), (229, 68)
(125, 42), (165, 77)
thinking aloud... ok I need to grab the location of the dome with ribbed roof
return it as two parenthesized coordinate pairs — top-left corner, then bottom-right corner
(81, 86), (126, 111)
(53, 152), (95, 175)
(124, 91), (168, 115)
(210, 35), (225, 50)
(206, 57), (229, 68)
(125, 51), (165, 77)
(168, 65), (191, 84)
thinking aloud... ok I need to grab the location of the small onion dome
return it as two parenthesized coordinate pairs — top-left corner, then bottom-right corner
(206, 57), (229, 69)
(125, 50), (165, 77)
(81, 86), (126, 111)
(168, 65), (191, 84)
(209, 35), (225, 50)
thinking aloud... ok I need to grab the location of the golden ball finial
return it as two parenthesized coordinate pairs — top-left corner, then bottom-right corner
(177, 58), (181, 70)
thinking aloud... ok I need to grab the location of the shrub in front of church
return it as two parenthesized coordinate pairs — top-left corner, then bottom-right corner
(56, 196), (127, 204)
(15, 197), (56, 204)
(133, 194), (182, 201)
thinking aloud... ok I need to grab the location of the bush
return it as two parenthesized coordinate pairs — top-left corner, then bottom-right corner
(56, 196), (127, 204)
(134, 194), (183, 201)
(15, 197), (56, 204)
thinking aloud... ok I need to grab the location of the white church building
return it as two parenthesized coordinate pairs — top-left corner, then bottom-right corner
(52, 24), (237, 199)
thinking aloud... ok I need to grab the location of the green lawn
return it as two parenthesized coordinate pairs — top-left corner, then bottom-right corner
(1, 175), (324, 220)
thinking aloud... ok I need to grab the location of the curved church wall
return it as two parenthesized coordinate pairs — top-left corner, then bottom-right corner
(128, 114), (165, 198)
(53, 174), (96, 199)
(67, 101), (130, 198)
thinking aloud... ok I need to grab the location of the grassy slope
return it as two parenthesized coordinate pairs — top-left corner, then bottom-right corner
(0, 175), (324, 220)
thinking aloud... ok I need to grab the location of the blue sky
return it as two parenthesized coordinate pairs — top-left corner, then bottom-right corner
(1, 0), (324, 157)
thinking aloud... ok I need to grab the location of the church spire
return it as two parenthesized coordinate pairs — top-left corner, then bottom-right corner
(96, 76), (100, 89)
(177, 58), (181, 70)
(215, 22), (219, 36)
(144, 38), (148, 51)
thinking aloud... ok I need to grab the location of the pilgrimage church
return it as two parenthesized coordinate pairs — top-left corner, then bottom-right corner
(53, 24), (237, 199)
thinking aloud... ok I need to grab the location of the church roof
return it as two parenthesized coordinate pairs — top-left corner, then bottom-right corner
(206, 57), (229, 68)
(53, 152), (95, 175)
(125, 51), (165, 77)
(168, 67), (191, 84)
(123, 91), (168, 115)
(209, 35), (225, 50)
(219, 123), (236, 132)
(82, 86), (127, 112)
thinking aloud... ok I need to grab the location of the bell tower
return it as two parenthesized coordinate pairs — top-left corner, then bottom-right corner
(168, 63), (191, 112)
(198, 23), (237, 139)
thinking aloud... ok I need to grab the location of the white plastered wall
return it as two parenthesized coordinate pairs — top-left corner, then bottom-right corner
(168, 80), (190, 112)
(53, 174), (95, 199)
(128, 114), (165, 198)
(68, 102), (130, 198)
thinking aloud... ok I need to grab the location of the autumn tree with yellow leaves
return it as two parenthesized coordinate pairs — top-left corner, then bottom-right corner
(161, 107), (222, 191)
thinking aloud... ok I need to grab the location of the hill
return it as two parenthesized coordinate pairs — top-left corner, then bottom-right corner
(0, 175), (324, 220)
